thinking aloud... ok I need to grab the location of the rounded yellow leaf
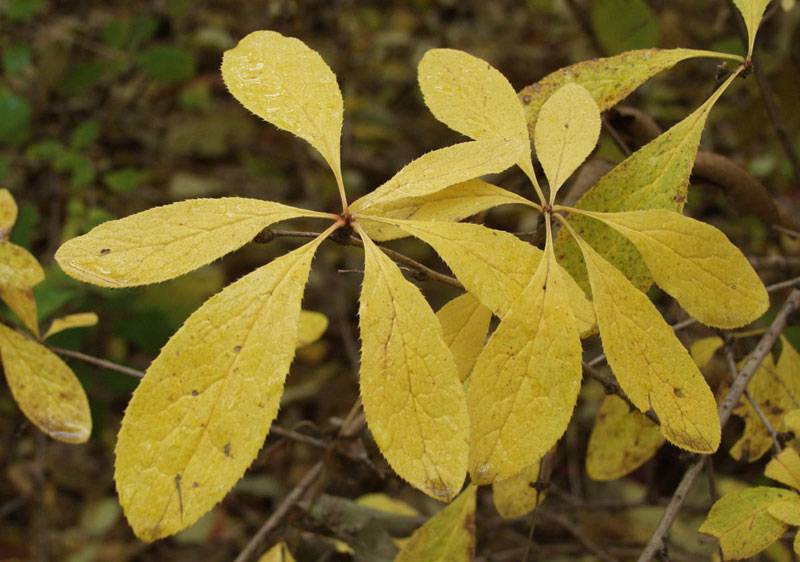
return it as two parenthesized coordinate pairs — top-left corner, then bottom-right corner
(0, 286), (39, 336)
(358, 231), (468, 502)
(55, 198), (317, 288)
(44, 312), (99, 339)
(221, 31), (344, 179)
(0, 241), (44, 288)
(691, 336), (724, 370)
(586, 394), (664, 481)
(297, 310), (328, 347)
(492, 463), (546, 519)
(766, 448), (800, 491)
(115, 235), (325, 541)
(534, 83), (600, 198)
(0, 324), (91, 443)
(436, 293), (491, 382)
(768, 496), (800, 526)
(0, 188), (17, 235)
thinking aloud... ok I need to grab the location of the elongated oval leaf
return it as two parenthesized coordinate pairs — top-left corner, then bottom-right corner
(418, 48), (529, 144)
(221, 31), (344, 178)
(574, 233), (721, 453)
(44, 312), (98, 339)
(436, 293), (491, 382)
(0, 241), (43, 288)
(351, 138), (526, 212)
(534, 83), (601, 196)
(700, 487), (793, 560)
(492, 462), (546, 519)
(395, 486), (476, 562)
(357, 179), (531, 241)
(468, 248), (582, 484)
(0, 324), (91, 443)
(358, 232), (469, 502)
(733, 0), (771, 56)
(586, 394), (664, 481)
(556, 71), (740, 294)
(0, 286), (38, 335)
(114, 234), (326, 541)
(691, 336), (724, 369)
(588, 209), (768, 328)
(0, 188), (17, 235)
(56, 198), (320, 288)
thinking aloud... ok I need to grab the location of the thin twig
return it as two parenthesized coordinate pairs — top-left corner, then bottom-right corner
(636, 288), (800, 562)
(49, 346), (144, 378)
(540, 510), (620, 562)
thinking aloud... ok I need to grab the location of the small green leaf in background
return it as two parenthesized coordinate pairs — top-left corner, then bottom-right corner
(3, 44), (32, 76)
(101, 16), (159, 51)
(0, 89), (31, 145)
(591, 0), (659, 55)
(4, 0), (45, 22)
(70, 120), (101, 150)
(137, 45), (197, 83)
(57, 61), (106, 96)
(103, 168), (145, 193)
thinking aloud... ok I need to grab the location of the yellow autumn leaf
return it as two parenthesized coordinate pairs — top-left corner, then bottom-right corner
(351, 138), (526, 211)
(519, 49), (743, 131)
(114, 233), (328, 541)
(357, 179), (530, 241)
(555, 71), (741, 295)
(585, 209), (768, 329)
(700, 487), (794, 560)
(0, 188), (17, 235)
(297, 310), (328, 347)
(0, 241), (44, 288)
(418, 48), (529, 144)
(436, 293), (491, 383)
(221, 31), (344, 182)
(257, 542), (296, 562)
(395, 485), (476, 562)
(492, 462), (546, 519)
(766, 448), (800, 491)
(365, 217), (595, 335)
(586, 394), (665, 481)
(731, 350), (800, 462)
(768, 496), (800, 526)
(691, 336), (724, 370)
(467, 246), (582, 484)
(785, 409), (800, 436)
(0, 286), (39, 336)
(534, 83), (601, 197)
(0, 323), (91, 443)
(733, 0), (771, 55)
(573, 233), (721, 453)
(44, 312), (99, 340)
(56, 198), (322, 288)
(357, 230), (469, 502)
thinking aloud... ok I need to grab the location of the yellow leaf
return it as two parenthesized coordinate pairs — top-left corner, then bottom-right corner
(366, 217), (595, 335)
(795, 530), (800, 556)
(586, 209), (768, 328)
(0, 286), (39, 336)
(700, 487), (794, 560)
(356, 179), (531, 241)
(257, 542), (296, 562)
(44, 312), (99, 339)
(395, 485), (476, 562)
(520, 49), (743, 131)
(534, 83), (601, 197)
(357, 231), (469, 502)
(356, 493), (420, 517)
(785, 409), (800, 435)
(350, 138), (526, 211)
(436, 293), (491, 382)
(492, 462), (546, 519)
(555, 71), (741, 295)
(297, 310), (328, 347)
(221, 31), (344, 182)
(733, 0), (771, 55)
(56, 198), (321, 288)
(766, 449), (800, 491)
(0, 323), (91, 443)
(0, 188), (17, 235)
(467, 247), (582, 484)
(768, 496), (800, 526)
(574, 234), (721, 453)
(731, 350), (800, 462)
(418, 48), (529, 144)
(0, 241), (44, 288)
(691, 336), (724, 370)
(586, 394), (664, 481)
(114, 234), (327, 541)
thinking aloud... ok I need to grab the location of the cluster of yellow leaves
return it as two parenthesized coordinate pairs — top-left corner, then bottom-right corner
(0, 189), (97, 444)
(701, 447), (800, 559)
(53, 2), (773, 543)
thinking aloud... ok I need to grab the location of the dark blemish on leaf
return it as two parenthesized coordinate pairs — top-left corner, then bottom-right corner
(174, 474), (184, 520)
(223, 442), (231, 457)
(192, 481), (199, 489)
(674, 194), (686, 203)
(100, 248), (111, 255)
(191, 390), (199, 397)
(521, 94), (532, 104)
(233, 345), (242, 353)
(673, 387), (685, 398)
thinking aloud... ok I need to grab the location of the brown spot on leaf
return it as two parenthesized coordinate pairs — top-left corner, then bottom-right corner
(100, 248), (111, 255)
(223, 443), (231, 457)
(233, 345), (242, 353)
(191, 390), (199, 397)
(674, 387), (685, 398)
